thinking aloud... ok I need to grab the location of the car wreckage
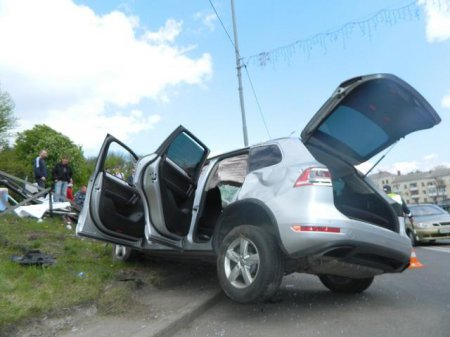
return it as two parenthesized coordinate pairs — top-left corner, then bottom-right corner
(77, 73), (441, 303)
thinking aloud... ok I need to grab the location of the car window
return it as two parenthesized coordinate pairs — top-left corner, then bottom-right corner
(409, 205), (446, 217)
(207, 154), (249, 204)
(207, 154), (248, 188)
(166, 132), (207, 177)
(219, 184), (241, 204)
(248, 145), (282, 172)
(104, 141), (137, 184)
(318, 106), (388, 158)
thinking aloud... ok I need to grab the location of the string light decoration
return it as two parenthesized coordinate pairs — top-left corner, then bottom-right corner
(242, 0), (450, 68)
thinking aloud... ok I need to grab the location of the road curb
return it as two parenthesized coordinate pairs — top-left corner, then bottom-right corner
(152, 290), (224, 337)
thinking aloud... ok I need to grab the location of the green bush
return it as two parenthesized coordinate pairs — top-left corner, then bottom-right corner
(14, 125), (89, 187)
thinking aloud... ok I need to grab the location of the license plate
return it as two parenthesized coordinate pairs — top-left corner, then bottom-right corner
(439, 228), (450, 234)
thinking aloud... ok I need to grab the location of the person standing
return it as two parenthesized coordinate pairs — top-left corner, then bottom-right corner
(33, 150), (48, 189)
(53, 156), (73, 202)
(383, 185), (413, 219)
(66, 181), (74, 201)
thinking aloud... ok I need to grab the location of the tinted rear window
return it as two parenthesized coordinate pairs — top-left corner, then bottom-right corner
(318, 106), (388, 157)
(312, 78), (439, 162)
(249, 145), (282, 172)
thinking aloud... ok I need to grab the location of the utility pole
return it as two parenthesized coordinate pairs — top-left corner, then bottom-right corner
(230, 0), (249, 147)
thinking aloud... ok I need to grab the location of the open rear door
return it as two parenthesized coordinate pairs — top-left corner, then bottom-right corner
(301, 74), (441, 165)
(76, 135), (145, 249)
(134, 126), (209, 246)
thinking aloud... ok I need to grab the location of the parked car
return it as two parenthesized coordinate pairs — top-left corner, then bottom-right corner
(405, 203), (450, 245)
(77, 73), (441, 303)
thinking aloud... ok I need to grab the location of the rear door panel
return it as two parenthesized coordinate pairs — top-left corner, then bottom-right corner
(136, 126), (210, 241)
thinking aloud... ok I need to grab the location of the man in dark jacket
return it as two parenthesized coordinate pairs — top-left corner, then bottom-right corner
(33, 150), (48, 188)
(53, 156), (73, 202)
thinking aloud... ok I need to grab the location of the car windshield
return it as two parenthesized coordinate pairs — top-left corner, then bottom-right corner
(409, 205), (446, 217)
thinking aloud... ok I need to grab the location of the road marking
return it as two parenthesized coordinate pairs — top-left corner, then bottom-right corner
(419, 247), (450, 254)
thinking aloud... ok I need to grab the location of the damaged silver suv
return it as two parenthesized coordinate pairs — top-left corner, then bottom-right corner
(77, 74), (441, 303)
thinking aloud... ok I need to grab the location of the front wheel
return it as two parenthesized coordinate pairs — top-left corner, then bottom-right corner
(319, 274), (374, 293)
(112, 244), (137, 262)
(217, 225), (284, 304)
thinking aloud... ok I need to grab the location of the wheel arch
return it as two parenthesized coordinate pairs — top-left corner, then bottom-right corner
(212, 199), (282, 254)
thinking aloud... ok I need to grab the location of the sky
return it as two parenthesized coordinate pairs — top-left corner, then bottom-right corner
(0, 0), (450, 175)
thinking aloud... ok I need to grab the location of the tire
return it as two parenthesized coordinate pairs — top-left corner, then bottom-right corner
(217, 225), (284, 304)
(407, 230), (418, 247)
(112, 244), (137, 262)
(319, 274), (374, 293)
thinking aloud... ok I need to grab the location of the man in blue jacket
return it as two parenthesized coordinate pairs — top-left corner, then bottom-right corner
(33, 150), (48, 189)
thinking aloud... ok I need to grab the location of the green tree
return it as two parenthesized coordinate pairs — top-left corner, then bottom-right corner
(15, 125), (89, 187)
(0, 87), (17, 145)
(0, 144), (29, 178)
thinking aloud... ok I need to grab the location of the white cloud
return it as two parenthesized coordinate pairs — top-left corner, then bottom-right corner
(424, 153), (438, 160)
(419, 0), (450, 42)
(0, 0), (212, 151)
(381, 160), (450, 174)
(418, 1), (450, 115)
(194, 11), (217, 32)
(144, 19), (183, 43)
(441, 91), (450, 108)
(358, 154), (450, 175)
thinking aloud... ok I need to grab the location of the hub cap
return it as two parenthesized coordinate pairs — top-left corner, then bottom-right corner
(224, 237), (260, 289)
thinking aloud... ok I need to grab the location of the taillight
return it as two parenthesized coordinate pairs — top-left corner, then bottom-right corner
(291, 225), (340, 233)
(294, 167), (331, 187)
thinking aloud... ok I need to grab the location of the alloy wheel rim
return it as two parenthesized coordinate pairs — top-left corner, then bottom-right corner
(115, 245), (127, 258)
(224, 236), (260, 289)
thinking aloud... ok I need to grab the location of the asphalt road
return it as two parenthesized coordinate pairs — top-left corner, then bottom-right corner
(174, 242), (450, 337)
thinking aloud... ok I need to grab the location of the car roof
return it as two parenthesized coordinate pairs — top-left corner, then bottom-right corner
(207, 137), (320, 168)
(207, 137), (294, 160)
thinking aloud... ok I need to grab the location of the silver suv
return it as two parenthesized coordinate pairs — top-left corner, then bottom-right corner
(77, 74), (440, 303)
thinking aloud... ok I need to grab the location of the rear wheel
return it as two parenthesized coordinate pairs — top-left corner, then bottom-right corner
(217, 225), (284, 304)
(112, 244), (137, 262)
(319, 274), (374, 293)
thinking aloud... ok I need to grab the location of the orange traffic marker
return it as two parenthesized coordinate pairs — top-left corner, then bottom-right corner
(408, 248), (424, 269)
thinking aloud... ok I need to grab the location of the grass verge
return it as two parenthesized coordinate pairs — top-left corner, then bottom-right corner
(0, 214), (137, 331)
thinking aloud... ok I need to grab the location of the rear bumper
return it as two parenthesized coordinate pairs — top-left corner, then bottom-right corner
(301, 241), (410, 277)
(280, 218), (412, 276)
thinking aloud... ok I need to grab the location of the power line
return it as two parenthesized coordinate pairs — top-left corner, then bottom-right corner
(242, 65), (271, 139)
(207, 0), (237, 53)
(208, 0), (272, 140)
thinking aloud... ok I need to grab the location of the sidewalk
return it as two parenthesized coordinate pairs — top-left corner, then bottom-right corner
(61, 282), (222, 337)
(11, 259), (222, 337)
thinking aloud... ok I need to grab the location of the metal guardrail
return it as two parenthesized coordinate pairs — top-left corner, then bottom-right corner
(1, 187), (52, 216)
(0, 169), (81, 217)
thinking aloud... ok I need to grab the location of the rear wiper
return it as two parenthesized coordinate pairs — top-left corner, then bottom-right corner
(363, 141), (398, 178)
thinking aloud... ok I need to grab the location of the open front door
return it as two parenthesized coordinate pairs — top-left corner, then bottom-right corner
(76, 135), (145, 249)
(135, 126), (209, 245)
